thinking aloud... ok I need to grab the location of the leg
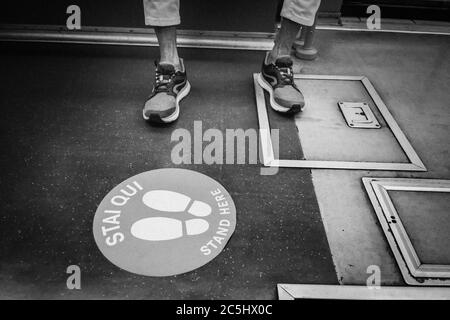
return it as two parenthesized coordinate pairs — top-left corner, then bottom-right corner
(142, 0), (190, 124)
(143, 0), (181, 69)
(260, 25), (306, 114)
(294, 10), (319, 60)
(260, 1), (321, 114)
(282, 0), (322, 60)
(155, 26), (180, 70)
(268, 0), (322, 63)
(267, 17), (301, 64)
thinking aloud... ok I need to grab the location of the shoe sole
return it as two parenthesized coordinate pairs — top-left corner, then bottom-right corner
(143, 80), (191, 124)
(257, 73), (305, 114)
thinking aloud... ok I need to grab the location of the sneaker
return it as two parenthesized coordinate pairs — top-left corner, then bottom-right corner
(258, 53), (305, 114)
(143, 59), (191, 123)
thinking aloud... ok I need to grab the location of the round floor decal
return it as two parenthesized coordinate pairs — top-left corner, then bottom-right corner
(93, 168), (236, 277)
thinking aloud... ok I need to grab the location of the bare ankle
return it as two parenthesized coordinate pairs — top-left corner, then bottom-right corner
(266, 50), (290, 65)
(159, 57), (181, 71)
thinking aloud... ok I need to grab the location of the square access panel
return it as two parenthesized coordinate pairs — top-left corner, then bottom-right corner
(363, 178), (450, 286)
(253, 74), (426, 171)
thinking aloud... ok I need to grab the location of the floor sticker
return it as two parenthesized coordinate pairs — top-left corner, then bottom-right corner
(93, 168), (237, 277)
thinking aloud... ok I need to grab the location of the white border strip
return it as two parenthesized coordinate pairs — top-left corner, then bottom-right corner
(278, 284), (450, 300)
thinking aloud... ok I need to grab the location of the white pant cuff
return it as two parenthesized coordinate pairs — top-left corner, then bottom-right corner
(281, 12), (315, 27)
(145, 17), (180, 27)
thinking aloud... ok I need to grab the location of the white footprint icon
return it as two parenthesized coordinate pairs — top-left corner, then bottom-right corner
(131, 217), (209, 241)
(142, 190), (211, 217)
(131, 190), (212, 241)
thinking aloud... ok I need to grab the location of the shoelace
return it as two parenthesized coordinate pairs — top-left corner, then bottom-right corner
(154, 71), (175, 93)
(276, 66), (294, 85)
